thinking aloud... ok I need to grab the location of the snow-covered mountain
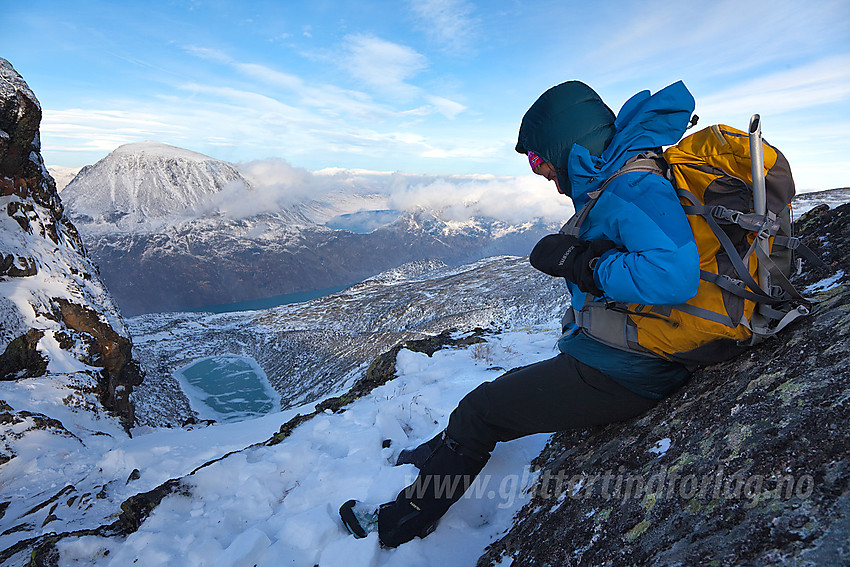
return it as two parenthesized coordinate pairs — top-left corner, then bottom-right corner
(791, 186), (850, 217)
(45, 165), (81, 192)
(61, 142), (269, 231)
(61, 145), (560, 315)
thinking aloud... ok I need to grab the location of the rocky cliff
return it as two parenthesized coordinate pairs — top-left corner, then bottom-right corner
(477, 202), (850, 566)
(0, 57), (142, 428)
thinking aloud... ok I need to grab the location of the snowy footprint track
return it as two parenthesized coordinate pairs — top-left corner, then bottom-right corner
(50, 327), (557, 566)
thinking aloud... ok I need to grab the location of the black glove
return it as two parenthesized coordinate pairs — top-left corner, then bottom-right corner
(529, 234), (616, 296)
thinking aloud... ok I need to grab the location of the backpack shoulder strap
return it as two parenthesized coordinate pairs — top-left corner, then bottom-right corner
(560, 153), (667, 237)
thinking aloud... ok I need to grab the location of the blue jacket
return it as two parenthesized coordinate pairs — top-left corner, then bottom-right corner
(558, 81), (700, 398)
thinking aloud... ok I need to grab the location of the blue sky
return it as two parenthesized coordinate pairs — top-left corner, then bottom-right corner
(4, 0), (849, 190)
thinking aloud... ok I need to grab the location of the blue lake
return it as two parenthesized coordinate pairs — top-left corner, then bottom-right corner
(188, 284), (352, 314)
(175, 355), (280, 423)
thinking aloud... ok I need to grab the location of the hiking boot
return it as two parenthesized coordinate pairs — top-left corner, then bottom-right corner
(378, 435), (489, 547)
(395, 431), (444, 468)
(339, 500), (379, 539)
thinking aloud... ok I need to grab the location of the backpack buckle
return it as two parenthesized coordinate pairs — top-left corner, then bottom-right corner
(769, 285), (793, 300)
(711, 205), (734, 222)
(711, 205), (747, 226)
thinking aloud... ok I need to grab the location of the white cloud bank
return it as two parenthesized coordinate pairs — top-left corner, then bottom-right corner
(199, 158), (573, 226)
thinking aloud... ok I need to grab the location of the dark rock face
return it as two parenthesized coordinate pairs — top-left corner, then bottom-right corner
(477, 203), (850, 566)
(0, 329), (47, 380)
(0, 58), (142, 426)
(54, 299), (143, 423)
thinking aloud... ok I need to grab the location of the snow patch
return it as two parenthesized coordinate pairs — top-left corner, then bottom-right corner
(649, 438), (671, 457)
(803, 269), (845, 293)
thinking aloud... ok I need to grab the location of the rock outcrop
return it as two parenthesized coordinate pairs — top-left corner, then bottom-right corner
(477, 203), (850, 565)
(0, 57), (142, 427)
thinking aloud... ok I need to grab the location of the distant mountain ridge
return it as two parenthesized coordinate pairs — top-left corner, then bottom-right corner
(57, 142), (847, 317)
(60, 144), (559, 315)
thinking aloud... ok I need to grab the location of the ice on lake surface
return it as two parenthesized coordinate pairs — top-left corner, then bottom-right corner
(174, 355), (281, 423)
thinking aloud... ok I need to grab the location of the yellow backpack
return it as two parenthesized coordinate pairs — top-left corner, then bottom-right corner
(563, 119), (822, 366)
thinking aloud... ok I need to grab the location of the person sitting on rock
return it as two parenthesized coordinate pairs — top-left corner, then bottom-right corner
(340, 80), (701, 547)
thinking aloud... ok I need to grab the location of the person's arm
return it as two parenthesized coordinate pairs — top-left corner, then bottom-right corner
(592, 174), (699, 305)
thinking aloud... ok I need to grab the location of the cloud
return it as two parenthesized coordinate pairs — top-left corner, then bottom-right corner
(233, 62), (304, 92)
(385, 174), (572, 224)
(184, 45), (393, 120)
(182, 45), (234, 65)
(197, 158), (324, 218)
(184, 44), (466, 123)
(197, 158), (573, 226)
(40, 109), (189, 153)
(40, 40), (475, 170)
(407, 0), (479, 54)
(426, 95), (467, 119)
(694, 54), (850, 121)
(341, 34), (428, 100)
(579, 0), (850, 91)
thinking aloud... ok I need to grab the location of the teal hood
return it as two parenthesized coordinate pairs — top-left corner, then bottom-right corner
(516, 80), (695, 202)
(515, 81), (616, 196)
(568, 81), (695, 208)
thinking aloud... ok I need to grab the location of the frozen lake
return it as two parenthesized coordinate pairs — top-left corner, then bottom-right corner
(174, 355), (281, 423)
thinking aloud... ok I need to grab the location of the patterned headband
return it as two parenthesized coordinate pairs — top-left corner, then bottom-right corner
(527, 151), (544, 171)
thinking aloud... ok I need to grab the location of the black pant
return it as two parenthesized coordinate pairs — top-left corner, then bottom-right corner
(445, 353), (658, 456)
(377, 354), (660, 547)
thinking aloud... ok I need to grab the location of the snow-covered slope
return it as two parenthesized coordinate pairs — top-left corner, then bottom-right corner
(2, 326), (559, 567)
(127, 255), (570, 427)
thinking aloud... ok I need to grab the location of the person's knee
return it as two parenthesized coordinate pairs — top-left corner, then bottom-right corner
(446, 382), (496, 455)
(450, 382), (489, 427)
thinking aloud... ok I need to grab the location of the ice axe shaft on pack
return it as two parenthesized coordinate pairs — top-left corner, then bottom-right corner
(748, 114), (771, 301)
